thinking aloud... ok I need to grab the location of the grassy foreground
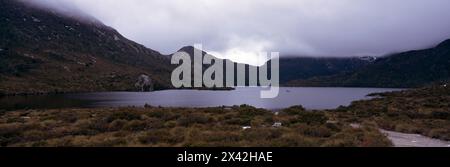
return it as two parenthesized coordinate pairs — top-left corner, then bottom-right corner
(0, 105), (391, 147)
(1, 85), (448, 147)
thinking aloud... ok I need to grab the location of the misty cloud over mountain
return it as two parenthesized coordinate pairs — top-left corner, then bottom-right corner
(24, 0), (450, 65)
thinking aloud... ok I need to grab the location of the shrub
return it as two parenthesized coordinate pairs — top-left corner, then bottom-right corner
(0, 123), (23, 136)
(163, 121), (177, 128)
(108, 119), (127, 131)
(123, 120), (148, 131)
(44, 137), (74, 147)
(22, 130), (48, 141)
(301, 126), (332, 138)
(138, 130), (173, 145)
(223, 118), (244, 125)
(202, 131), (240, 143)
(283, 105), (306, 115)
(296, 112), (328, 125)
(394, 123), (421, 134)
(147, 111), (179, 121)
(71, 135), (127, 147)
(57, 112), (79, 123)
(147, 110), (165, 118)
(177, 114), (210, 127)
(428, 129), (450, 140)
(143, 118), (164, 129)
(105, 111), (141, 123)
(271, 134), (318, 147)
(325, 122), (341, 132)
(241, 129), (272, 141)
(72, 119), (109, 135)
(250, 117), (265, 127)
(431, 111), (450, 119)
(237, 105), (268, 117)
(360, 131), (393, 147)
(268, 129), (283, 139)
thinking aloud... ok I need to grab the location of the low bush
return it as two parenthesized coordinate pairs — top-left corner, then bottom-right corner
(283, 105), (306, 115)
(105, 111), (142, 123)
(296, 112), (328, 125)
(0, 106), (395, 147)
(123, 120), (148, 131)
(177, 113), (210, 127)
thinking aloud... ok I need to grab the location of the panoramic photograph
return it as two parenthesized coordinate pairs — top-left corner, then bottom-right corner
(1, 0), (450, 156)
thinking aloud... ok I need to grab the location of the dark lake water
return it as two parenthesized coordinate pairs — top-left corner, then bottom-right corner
(0, 87), (402, 111)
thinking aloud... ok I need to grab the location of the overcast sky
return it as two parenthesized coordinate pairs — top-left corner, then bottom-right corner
(27, 0), (450, 65)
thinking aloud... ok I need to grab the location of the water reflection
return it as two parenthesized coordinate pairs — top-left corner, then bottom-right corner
(0, 87), (402, 111)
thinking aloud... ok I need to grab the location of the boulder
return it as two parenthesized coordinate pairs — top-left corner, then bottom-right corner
(135, 74), (153, 92)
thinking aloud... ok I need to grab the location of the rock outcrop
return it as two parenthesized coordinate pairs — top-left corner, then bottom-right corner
(135, 74), (153, 92)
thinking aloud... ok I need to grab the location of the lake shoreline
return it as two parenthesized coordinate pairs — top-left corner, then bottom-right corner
(0, 87), (403, 111)
(0, 86), (404, 97)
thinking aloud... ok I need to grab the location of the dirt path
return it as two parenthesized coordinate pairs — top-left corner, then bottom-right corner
(350, 123), (450, 147)
(380, 129), (450, 147)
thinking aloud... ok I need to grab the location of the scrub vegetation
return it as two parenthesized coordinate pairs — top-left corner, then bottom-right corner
(0, 105), (391, 147)
(333, 85), (450, 140)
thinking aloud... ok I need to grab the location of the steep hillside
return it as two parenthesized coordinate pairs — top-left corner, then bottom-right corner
(288, 39), (450, 88)
(0, 0), (173, 95)
(176, 46), (371, 86)
(174, 46), (254, 87)
(276, 57), (370, 83)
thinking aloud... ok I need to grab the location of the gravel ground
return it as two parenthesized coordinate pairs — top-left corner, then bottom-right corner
(380, 130), (450, 147)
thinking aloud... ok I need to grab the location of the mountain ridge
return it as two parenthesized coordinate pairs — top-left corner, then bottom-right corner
(287, 39), (450, 88)
(174, 45), (373, 85)
(0, 0), (173, 95)
(1, 0), (449, 95)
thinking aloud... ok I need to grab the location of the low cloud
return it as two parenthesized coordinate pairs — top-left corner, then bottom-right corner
(24, 0), (450, 65)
